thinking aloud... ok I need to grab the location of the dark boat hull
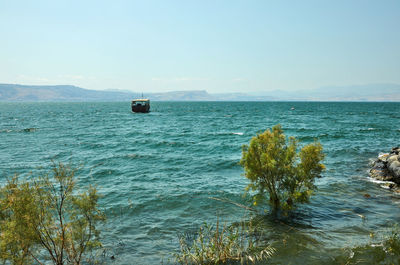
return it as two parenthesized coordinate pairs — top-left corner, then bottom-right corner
(131, 104), (150, 113)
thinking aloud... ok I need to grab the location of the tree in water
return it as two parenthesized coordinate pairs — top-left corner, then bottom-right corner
(240, 124), (325, 211)
(0, 163), (105, 265)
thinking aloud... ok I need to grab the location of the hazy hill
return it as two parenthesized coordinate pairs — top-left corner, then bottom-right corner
(311, 84), (400, 101)
(0, 83), (399, 102)
(0, 84), (130, 101)
(256, 83), (400, 101)
(0, 84), (267, 101)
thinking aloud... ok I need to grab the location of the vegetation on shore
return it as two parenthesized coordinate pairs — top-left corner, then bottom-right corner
(0, 163), (104, 265)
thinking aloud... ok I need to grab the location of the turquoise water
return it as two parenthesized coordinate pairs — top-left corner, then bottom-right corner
(0, 101), (399, 264)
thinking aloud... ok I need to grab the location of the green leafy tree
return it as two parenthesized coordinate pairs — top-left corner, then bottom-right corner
(0, 163), (105, 265)
(240, 124), (325, 211)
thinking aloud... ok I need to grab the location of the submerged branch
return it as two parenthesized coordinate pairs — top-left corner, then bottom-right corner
(208, 197), (257, 212)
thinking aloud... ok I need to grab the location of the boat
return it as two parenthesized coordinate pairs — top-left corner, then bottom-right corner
(131, 99), (150, 113)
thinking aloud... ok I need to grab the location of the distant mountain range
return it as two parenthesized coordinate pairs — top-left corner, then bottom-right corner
(0, 83), (399, 102)
(261, 84), (400, 101)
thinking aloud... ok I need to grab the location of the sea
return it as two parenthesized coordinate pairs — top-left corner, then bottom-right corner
(0, 101), (399, 264)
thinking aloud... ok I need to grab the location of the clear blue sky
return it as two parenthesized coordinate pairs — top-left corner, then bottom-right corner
(1, 0), (399, 93)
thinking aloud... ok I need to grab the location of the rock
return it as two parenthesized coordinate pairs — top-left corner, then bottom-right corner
(390, 147), (400, 155)
(378, 153), (389, 162)
(370, 147), (400, 191)
(370, 168), (394, 181)
(388, 160), (400, 179)
(387, 155), (399, 164)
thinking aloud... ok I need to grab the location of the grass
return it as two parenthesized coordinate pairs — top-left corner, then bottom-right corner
(173, 219), (274, 265)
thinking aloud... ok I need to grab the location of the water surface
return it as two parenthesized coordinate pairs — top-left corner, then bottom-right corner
(0, 102), (399, 264)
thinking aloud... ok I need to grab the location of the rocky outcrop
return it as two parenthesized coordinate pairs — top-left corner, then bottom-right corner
(370, 147), (400, 192)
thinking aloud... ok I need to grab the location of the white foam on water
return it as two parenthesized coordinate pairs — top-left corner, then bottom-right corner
(232, 132), (244, 135)
(365, 177), (395, 185)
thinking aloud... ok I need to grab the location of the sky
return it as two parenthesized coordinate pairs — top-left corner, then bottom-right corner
(0, 0), (399, 93)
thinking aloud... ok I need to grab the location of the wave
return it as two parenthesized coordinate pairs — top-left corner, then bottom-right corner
(0, 128), (38, 133)
(365, 177), (395, 185)
(203, 131), (245, 136)
(357, 127), (378, 131)
(22, 127), (37, 132)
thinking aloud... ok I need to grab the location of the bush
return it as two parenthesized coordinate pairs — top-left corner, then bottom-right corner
(0, 163), (105, 265)
(174, 219), (274, 265)
(240, 124), (325, 211)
